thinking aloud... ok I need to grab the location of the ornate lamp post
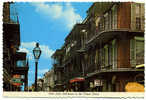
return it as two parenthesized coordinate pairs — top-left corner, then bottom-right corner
(33, 43), (41, 91)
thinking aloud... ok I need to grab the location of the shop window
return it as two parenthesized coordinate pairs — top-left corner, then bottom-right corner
(106, 81), (109, 91)
(108, 82), (112, 92)
(111, 83), (116, 92)
(102, 80), (107, 92)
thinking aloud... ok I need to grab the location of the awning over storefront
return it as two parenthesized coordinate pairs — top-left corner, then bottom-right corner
(125, 82), (144, 92)
(70, 77), (85, 83)
(85, 68), (144, 78)
(136, 64), (144, 69)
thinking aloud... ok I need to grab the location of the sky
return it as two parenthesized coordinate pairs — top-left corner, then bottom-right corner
(11, 2), (93, 88)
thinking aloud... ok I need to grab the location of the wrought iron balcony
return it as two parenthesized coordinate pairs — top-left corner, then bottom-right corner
(85, 58), (144, 77)
(9, 3), (19, 24)
(3, 3), (20, 48)
(52, 60), (60, 67)
(86, 13), (144, 47)
(13, 52), (29, 75)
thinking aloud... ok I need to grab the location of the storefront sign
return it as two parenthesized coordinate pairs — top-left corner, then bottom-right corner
(94, 79), (102, 86)
(12, 82), (22, 86)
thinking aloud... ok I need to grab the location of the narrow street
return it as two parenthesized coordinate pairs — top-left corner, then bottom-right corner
(3, 2), (144, 93)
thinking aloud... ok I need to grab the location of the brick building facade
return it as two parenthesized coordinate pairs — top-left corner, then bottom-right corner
(52, 2), (144, 92)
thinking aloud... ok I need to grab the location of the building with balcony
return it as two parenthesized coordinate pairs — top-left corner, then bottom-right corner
(3, 2), (29, 91)
(52, 24), (88, 91)
(81, 2), (144, 92)
(42, 69), (55, 91)
(51, 49), (65, 91)
(51, 2), (144, 92)
(64, 24), (88, 91)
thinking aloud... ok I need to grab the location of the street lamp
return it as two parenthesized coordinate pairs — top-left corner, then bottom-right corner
(33, 42), (41, 91)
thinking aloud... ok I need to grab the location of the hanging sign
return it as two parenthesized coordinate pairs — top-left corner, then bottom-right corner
(94, 79), (103, 86)
(11, 74), (23, 86)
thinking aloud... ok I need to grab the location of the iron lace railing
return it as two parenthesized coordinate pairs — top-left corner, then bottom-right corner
(84, 58), (144, 75)
(10, 3), (19, 24)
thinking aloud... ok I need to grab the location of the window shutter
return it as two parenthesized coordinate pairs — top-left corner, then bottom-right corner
(130, 39), (136, 67)
(135, 38), (144, 65)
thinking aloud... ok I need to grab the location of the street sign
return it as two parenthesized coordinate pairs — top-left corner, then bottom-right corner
(12, 78), (22, 83)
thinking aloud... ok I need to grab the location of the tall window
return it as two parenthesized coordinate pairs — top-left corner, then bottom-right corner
(99, 17), (105, 31)
(98, 48), (104, 69)
(104, 13), (108, 30)
(136, 17), (141, 30)
(95, 49), (98, 66)
(101, 48), (105, 68)
(112, 39), (117, 69)
(104, 45), (109, 67)
(84, 54), (88, 72)
(102, 40), (117, 69)
(135, 4), (141, 30)
(135, 4), (140, 16)
(112, 5), (117, 29)
(130, 36), (144, 67)
(109, 10), (112, 29)
(130, 39), (135, 66)
(81, 35), (84, 48)
(108, 43), (113, 67)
